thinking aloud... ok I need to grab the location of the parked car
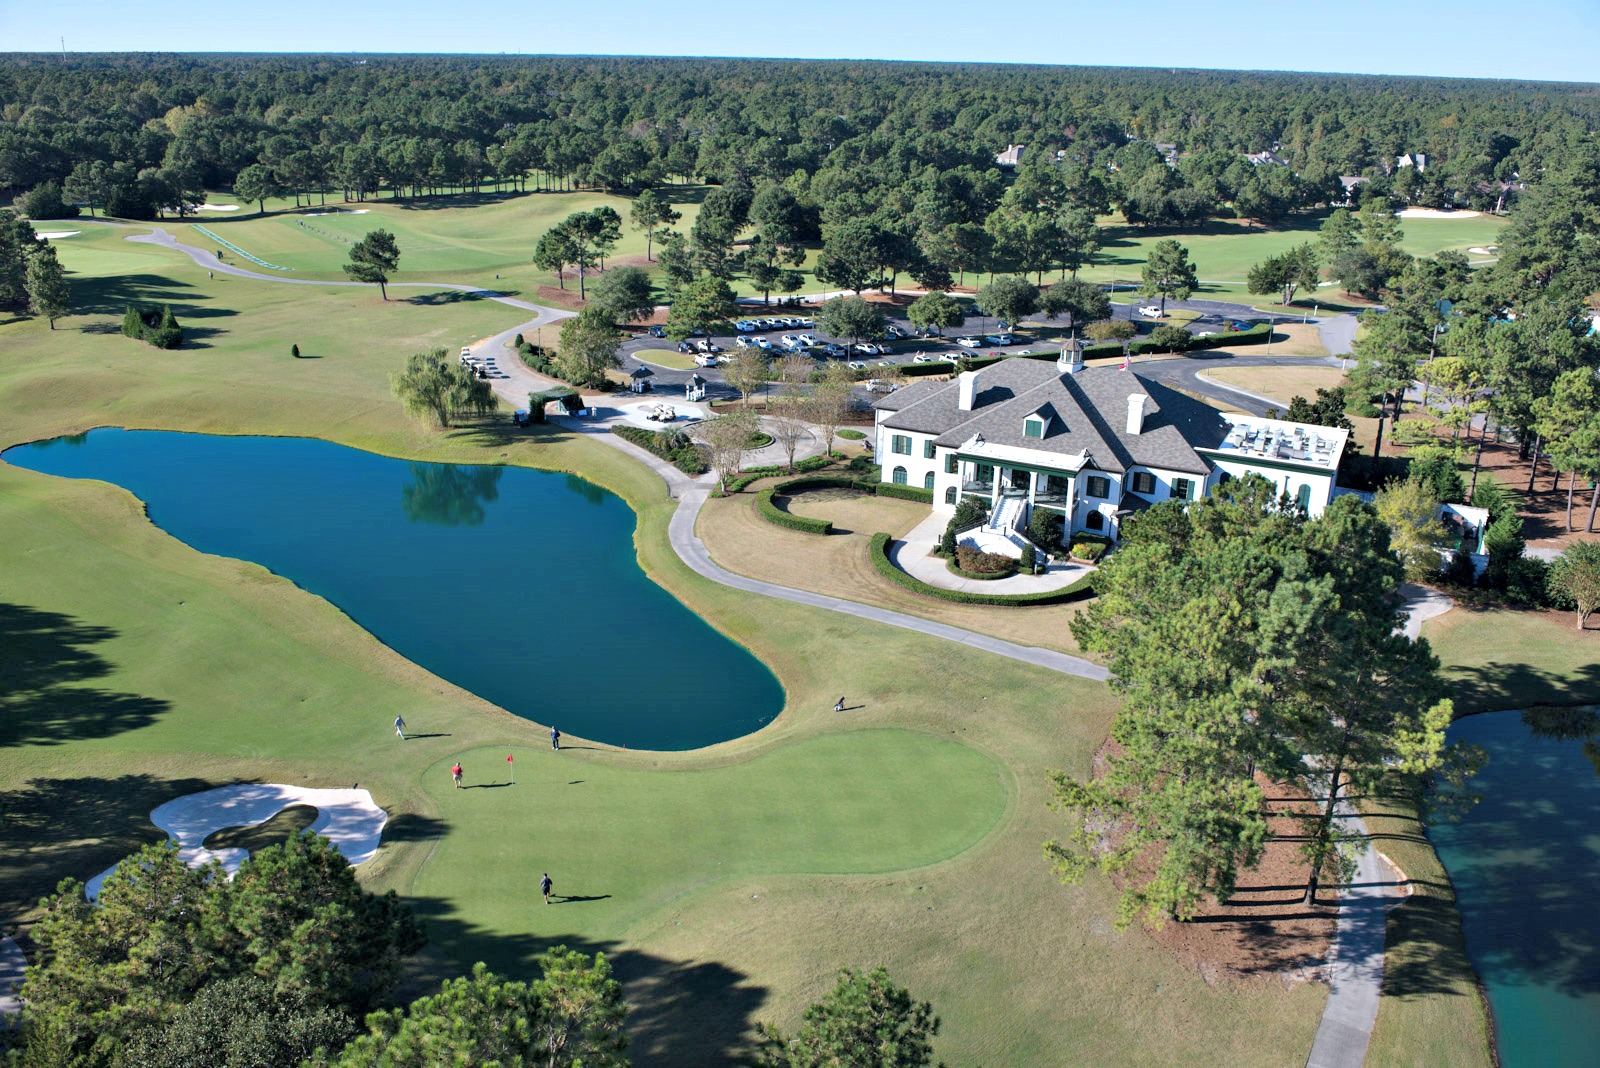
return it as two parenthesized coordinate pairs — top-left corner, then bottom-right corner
(734, 336), (753, 349)
(694, 353), (719, 367)
(985, 333), (1014, 345)
(1230, 320), (1253, 332)
(780, 334), (801, 347)
(798, 333), (818, 346)
(1138, 305), (1163, 318)
(696, 339), (722, 353)
(912, 353), (937, 364)
(757, 317), (779, 330)
(1196, 330), (1216, 338)
(794, 317), (815, 328)
(676, 341), (695, 353)
(847, 360), (866, 370)
(647, 324), (667, 338)
(755, 337), (773, 350)
(716, 353), (733, 365)
(956, 336), (982, 348)
(734, 320), (756, 332)
(820, 344), (847, 358)
(885, 324), (907, 339)
(853, 342), (881, 356)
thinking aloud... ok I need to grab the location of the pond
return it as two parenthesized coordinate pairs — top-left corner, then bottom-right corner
(3, 429), (784, 751)
(1429, 709), (1600, 1068)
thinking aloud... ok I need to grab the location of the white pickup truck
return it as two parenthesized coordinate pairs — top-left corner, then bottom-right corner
(1138, 305), (1164, 318)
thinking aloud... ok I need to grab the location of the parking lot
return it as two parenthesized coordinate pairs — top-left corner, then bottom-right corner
(615, 296), (1296, 404)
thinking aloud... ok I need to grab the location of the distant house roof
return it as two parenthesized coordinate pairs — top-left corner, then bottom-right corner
(1397, 153), (1428, 171)
(996, 144), (1025, 167)
(629, 366), (654, 379)
(1339, 175), (1367, 191)
(1246, 150), (1288, 167)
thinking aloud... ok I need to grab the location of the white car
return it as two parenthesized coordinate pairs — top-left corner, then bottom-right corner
(853, 342), (881, 356)
(985, 334), (1014, 346)
(885, 325), (907, 339)
(755, 337), (773, 350)
(1196, 330), (1216, 338)
(694, 353), (719, 367)
(956, 336), (982, 348)
(734, 336), (754, 349)
(780, 334), (801, 347)
(798, 333), (818, 346)
(757, 317), (780, 330)
(912, 353), (940, 364)
(1138, 305), (1164, 318)
(696, 339), (722, 354)
(734, 320), (757, 332)
(716, 353), (733, 365)
(846, 360), (867, 370)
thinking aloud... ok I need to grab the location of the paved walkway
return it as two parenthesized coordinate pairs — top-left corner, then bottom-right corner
(892, 512), (1094, 594)
(0, 934), (22, 1025)
(1305, 583), (1455, 1068)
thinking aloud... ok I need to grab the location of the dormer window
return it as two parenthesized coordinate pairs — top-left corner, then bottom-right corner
(1024, 413), (1048, 439)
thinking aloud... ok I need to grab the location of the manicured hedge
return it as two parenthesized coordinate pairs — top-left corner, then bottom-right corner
(756, 489), (832, 534)
(609, 425), (707, 475)
(1017, 324), (1274, 364)
(772, 475), (863, 494)
(868, 533), (1098, 606)
(837, 429), (867, 440)
(1068, 535), (1112, 562)
(721, 453), (841, 494)
(876, 483), (935, 504)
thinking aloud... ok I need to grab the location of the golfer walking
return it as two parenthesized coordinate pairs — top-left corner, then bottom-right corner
(550, 726), (561, 751)
(541, 872), (553, 905)
(451, 762), (463, 788)
(394, 715), (406, 740)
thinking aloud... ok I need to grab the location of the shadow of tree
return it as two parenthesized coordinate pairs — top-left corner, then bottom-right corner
(0, 603), (171, 749)
(404, 290), (489, 306)
(0, 774), (217, 937)
(1443, 659), (1600, 715)
(378, 813), (449, 845)
(403, 898), (768, 1067)
(66, 272), (237, 323)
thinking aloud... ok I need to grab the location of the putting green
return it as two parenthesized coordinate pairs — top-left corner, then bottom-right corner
(413, 731), (1006, 965)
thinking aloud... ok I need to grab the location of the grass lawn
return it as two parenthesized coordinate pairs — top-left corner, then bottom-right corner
(1202, 363), (1350, 407)
(634, 347), (700, 370)
(0, 217), (1508, 1065)
(1422, 607), (1600, 714)
(697, 486), (1091, 656)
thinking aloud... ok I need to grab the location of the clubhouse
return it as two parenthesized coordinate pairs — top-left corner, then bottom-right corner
(871, 347), (1349, 553)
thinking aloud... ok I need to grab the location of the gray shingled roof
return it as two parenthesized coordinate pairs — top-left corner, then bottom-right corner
(876, 360), (1228, 476)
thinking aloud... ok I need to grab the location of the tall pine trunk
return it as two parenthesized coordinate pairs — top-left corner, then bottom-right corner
(1568, 470), (1577, 531)
(1588, 481), (1599, 533)
(1527, 434), (1542, 493)
(1304, 756), (1345, 905)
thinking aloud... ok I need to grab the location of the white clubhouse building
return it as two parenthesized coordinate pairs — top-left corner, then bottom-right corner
(872, 348), (1349, 552)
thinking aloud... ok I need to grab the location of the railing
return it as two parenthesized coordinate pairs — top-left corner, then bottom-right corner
(961, 480), (994, 495)
(1033, 493), (1068, 507)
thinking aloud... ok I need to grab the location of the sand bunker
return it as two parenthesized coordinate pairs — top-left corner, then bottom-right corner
(196, 204), (240, 212)
(1395, 207), (1483, 219)
(1468, 246), (1499, 255)
(34, 231), (80, 240)
(85, 782), (388, 900)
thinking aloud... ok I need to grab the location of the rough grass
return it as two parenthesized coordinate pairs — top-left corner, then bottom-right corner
(1422, 607), (1600, 713)
(1202, 364), (1350, 407)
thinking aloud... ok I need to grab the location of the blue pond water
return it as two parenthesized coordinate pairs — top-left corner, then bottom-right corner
(1430, 710), (1600, 1067)
(4, 429), (784, 751)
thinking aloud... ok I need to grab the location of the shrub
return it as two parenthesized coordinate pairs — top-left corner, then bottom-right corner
(610, 425), (707, 475)
(1437, 550), (1477, 589)
(837, 429), (867, 441)
(1026, 508), (1064, 549)
(955, 545), (1017, 576)
(1020, 542), (1038, 573)
(756, 489), (832, 534)
(120, 303), (184, 349)
(1409, 450), (1467, 503)
(1504, 555), (1556, 609)
(1069, 535), (1112, 562)
(291, 343), (301, 358)
(1148, 324), (1192, 352)
(877, 483), (935, 504)
(948, 557), (1017, 580)
(1471, 476), (1515, 523)
(746, 431), (774, 449)
(867, 533), (1097, 606)
(794, 453), (836, 473)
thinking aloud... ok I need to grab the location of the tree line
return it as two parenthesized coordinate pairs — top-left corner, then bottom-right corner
(0, 830), (945, 1066)
(2, 54), (1592, 223)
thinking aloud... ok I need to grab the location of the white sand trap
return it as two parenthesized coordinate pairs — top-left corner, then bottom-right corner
(1395, 208), (1482, 219)
(196, 204), (240, 211)
(1467, 246), (1498, 255)
(351, 208), (370, 214)
(84, 783), (387, 900)
(34, 231), (80, 240)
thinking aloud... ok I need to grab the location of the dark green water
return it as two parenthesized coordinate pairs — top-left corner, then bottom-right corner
(4, 429), (783, 750)
(1430, 710), (1600, 1067)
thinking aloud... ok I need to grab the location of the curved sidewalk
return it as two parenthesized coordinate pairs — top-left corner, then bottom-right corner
(536, 403), (1108, 682)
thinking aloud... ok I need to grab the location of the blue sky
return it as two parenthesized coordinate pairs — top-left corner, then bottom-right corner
(4, 0), (1595, 84)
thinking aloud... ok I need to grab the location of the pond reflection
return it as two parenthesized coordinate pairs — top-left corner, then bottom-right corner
(401, 463), (503, 527)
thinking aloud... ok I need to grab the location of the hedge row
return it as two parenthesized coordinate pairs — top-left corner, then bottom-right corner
(1016, 324), (1274, 363)
(772, 475), (864, 495)
(876, 483), (935, 504)
(868, 533), (1098, 606)
(722, 452), (839, 494)
(756, 489), (832, 534)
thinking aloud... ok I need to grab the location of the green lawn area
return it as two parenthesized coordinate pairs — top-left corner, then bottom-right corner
(1423, 606), (1600, 714)
(634, 346), (699, 370)
(0, 218), (1512, 1065)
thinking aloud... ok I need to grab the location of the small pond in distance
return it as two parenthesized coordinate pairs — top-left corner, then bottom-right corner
(4, 429), (784, 750)
(1429, 709), (1600, 1068)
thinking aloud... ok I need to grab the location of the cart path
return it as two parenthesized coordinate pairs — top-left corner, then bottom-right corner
(0, 934), (22, 1025)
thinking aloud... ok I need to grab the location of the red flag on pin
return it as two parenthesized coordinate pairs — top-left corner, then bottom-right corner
(507, 754), (513, 763)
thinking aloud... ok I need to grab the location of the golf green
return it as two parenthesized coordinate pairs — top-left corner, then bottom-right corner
(412, 729), (1008, 970)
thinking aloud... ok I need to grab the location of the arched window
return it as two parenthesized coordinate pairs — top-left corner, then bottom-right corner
(892, 466), (908, 485)
(1296, 484), (1312, 512)
(1085, 511), (1105, 531)
(944, 487), (958, 505)
(924, 472), (936, 490)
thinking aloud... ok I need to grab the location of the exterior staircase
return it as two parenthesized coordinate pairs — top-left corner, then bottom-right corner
(959, 495), (1031, 559)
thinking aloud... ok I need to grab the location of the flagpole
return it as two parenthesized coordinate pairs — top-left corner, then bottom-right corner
(508, 753), (514, 785)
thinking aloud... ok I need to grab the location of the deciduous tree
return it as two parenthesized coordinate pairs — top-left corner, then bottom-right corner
(1550, 541), (1600, 631)
(391, 347), (496, 427)
(25, 242), (69, 327)
(696, 408), (758, 492)
(586, 265), (656, 323)
(906, 290), (965, 337)
(555, 306), (625, 388)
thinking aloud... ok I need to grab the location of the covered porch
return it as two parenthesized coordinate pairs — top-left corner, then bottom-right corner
(953, 445), (1079, 546)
